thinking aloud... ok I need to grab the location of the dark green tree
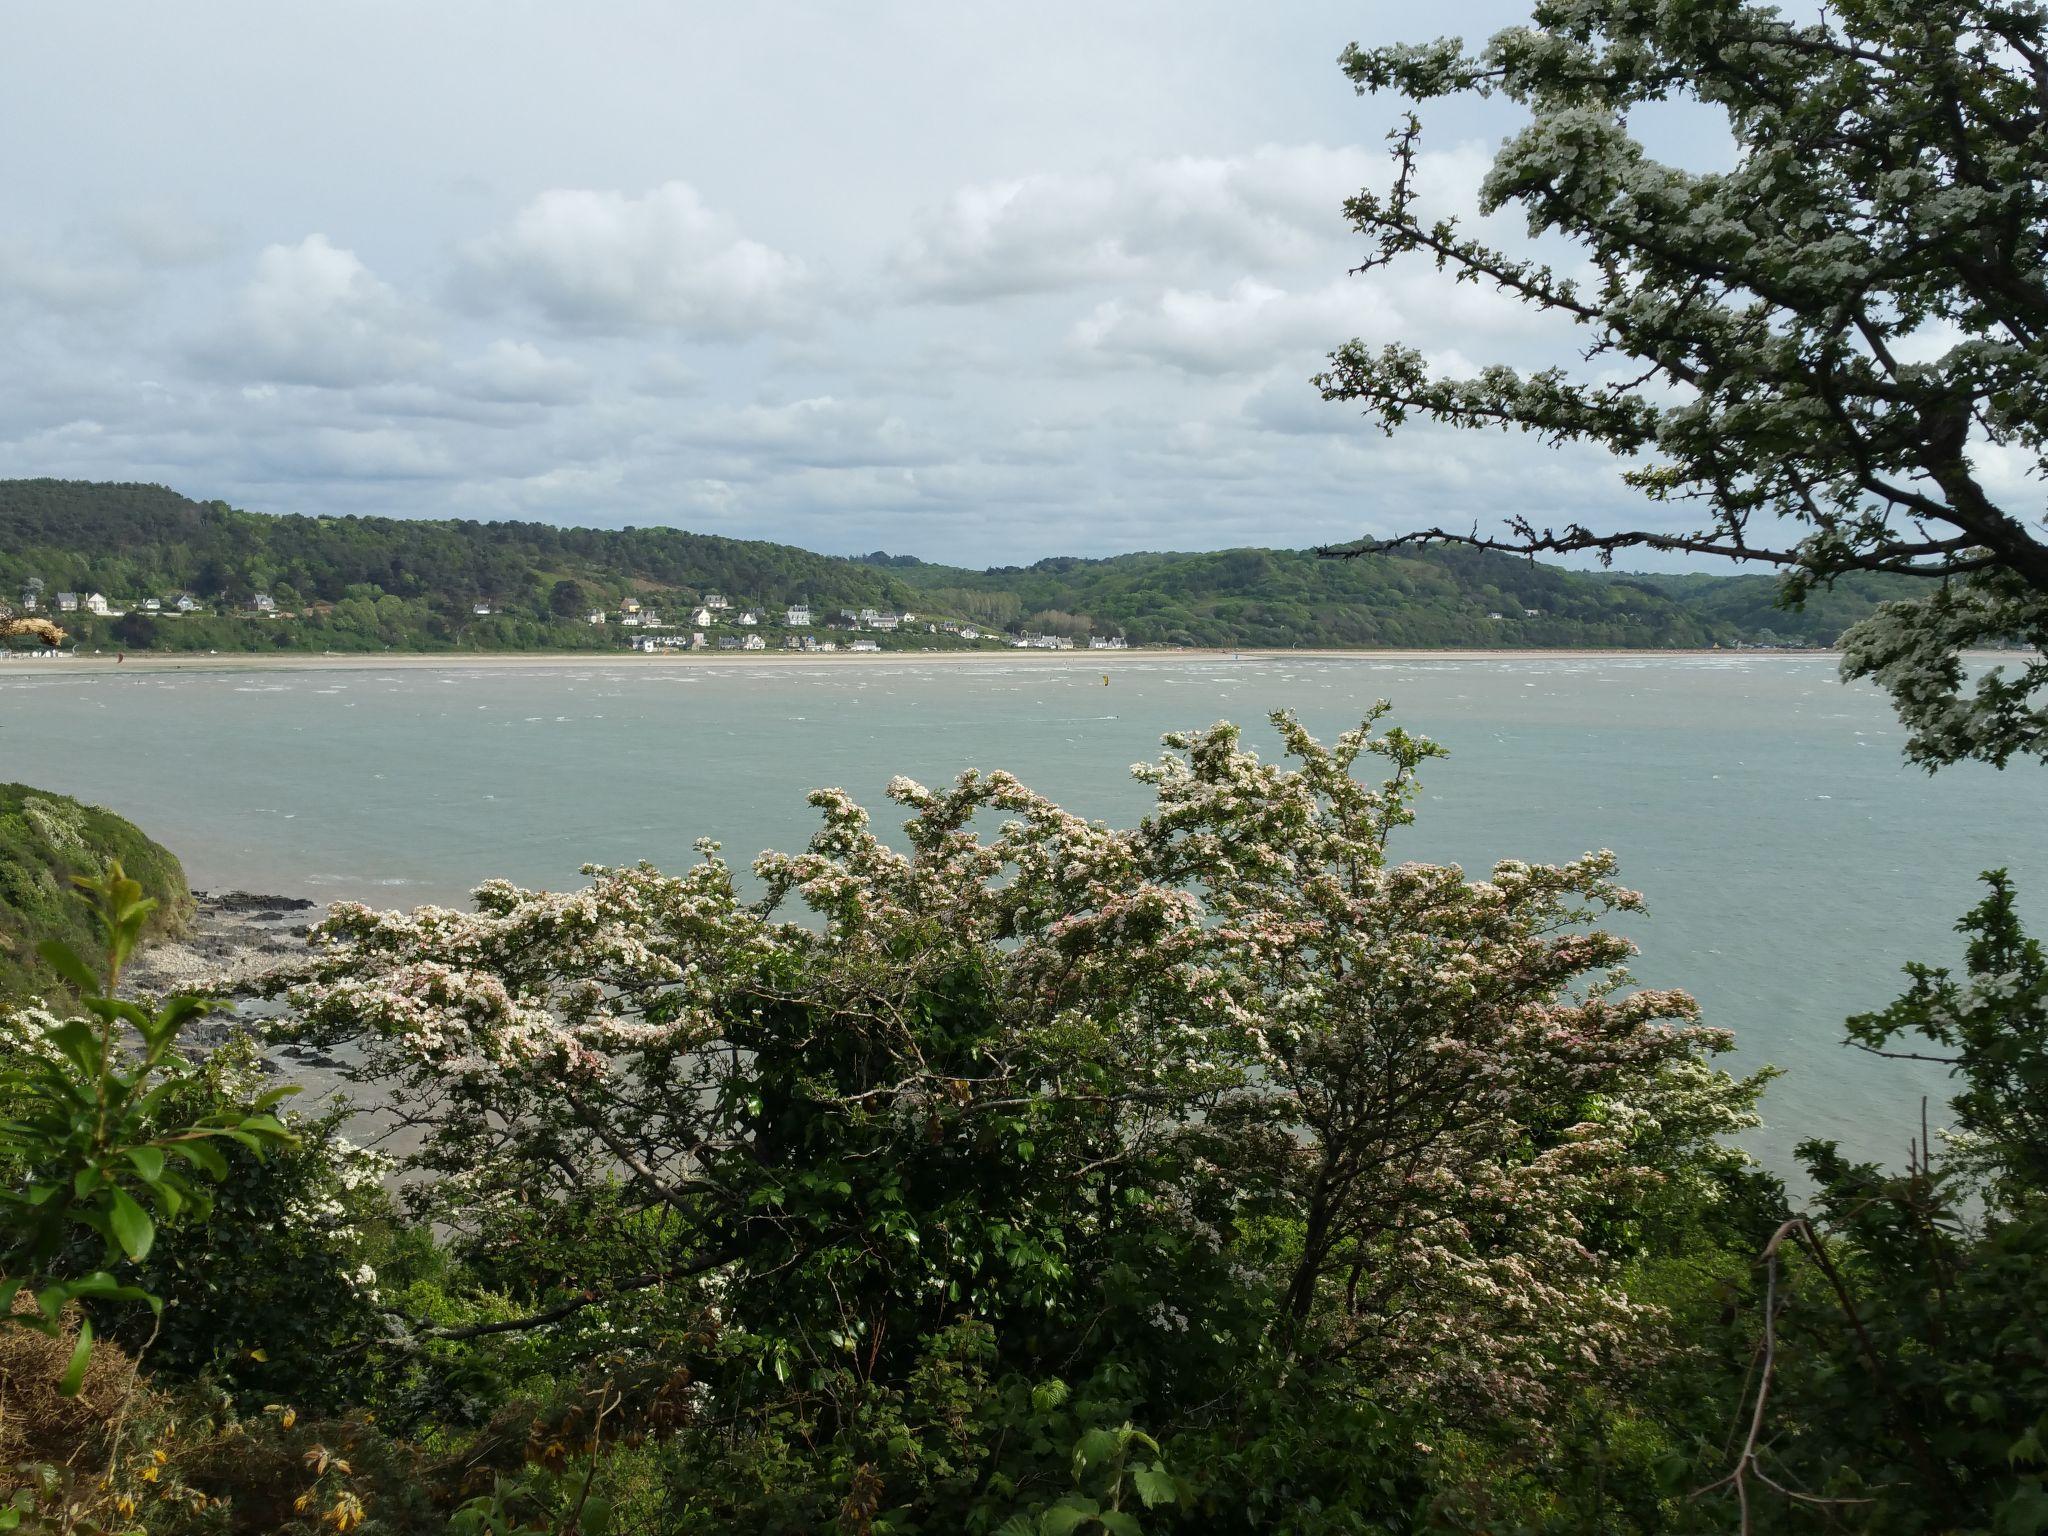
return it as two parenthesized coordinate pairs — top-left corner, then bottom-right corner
(547, 579), (587, 618)
(1320, 0), (2048, 767)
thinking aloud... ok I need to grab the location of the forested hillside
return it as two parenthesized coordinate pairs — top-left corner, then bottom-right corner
(0, 478), (1880, 652)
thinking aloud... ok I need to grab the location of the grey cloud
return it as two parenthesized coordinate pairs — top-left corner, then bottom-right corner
(0, 239), (141, 313)
(193, 235), (439, 388)
(459, 183), (810, 337)
(1071, 279), (1394, 375)
(893, 144), (1380, 302)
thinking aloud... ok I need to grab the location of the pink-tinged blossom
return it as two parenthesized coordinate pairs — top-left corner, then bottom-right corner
(271, 705), (1761, 1422)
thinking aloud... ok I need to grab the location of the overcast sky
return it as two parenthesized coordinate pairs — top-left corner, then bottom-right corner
(0, 1), (1713, 566)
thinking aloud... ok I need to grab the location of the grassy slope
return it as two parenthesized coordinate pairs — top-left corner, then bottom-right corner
(0, 785), (193, 1004)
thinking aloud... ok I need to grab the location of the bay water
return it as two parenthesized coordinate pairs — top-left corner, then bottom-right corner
(4, 652), (2039, 1174)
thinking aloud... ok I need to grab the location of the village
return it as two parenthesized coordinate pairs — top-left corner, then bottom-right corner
(4, 576), (1133, 657)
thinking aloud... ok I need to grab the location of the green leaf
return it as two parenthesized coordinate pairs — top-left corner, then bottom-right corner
(1131, 1464), (1178, 1509)
(46, 1019), (101, 1076)
(1039, 1496), (1098, 1536)
(1096, 1513), (1141, 1536)
(61, 1272), (154, 1306)
(35, 940), (101, 997)
(578, 1493), (614, 1535)
(57, 1318), (92, 1396)
(171, 1140), (229, 1179)
(1074, 1427), (1118, 1476)
(109, 1188), (155, 1261)
(127, 1147), (166, 1183)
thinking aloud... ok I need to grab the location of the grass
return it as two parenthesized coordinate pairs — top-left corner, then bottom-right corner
(0, 783), (191, 1003)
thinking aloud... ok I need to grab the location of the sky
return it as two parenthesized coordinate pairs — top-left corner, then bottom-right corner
(0, 1), (1723, 567)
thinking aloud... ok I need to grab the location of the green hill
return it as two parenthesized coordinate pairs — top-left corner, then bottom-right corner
(0, 784), (192, 1003)
(0, 478), (1889, 652)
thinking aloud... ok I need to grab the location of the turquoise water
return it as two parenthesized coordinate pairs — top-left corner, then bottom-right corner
(4, 652), (2040, 1173)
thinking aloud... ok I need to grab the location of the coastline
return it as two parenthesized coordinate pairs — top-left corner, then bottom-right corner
(0, 643), (1844, 675)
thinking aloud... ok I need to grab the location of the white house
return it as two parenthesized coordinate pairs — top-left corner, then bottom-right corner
(704, 593), (730, 610)
(850, 638), (882, 652)
(473, 602), (495, 617)
(737, 609), (760, 627)
(620, 612), (644, 628)
(786, 604), (812, 627)
(55, 592), (79, 613)
(690, 631), (708, 650)
(587, 610), (608, 626)
(141, 598), (162, 613)
(960, 626), (982, 641)
(742, 633), (766, 650)
(19, 591), (36, 613)
(1523, 608), (1541, 618)
(173, 595), (198, 614)
(86, 593), (113, 616)
(1087, 635), (1128, 650)
(248, 593), (276, 614)
(691, 606), (716, 627)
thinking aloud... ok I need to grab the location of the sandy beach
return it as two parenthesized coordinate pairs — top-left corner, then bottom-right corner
(0, 644), (1836, 676)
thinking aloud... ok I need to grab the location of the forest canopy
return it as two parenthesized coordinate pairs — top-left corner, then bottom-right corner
(0, 478), (1914, 653)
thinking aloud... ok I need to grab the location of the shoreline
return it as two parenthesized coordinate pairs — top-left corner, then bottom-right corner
(0, 643), (1846, 675)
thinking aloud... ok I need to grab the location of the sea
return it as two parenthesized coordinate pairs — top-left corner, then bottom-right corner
(4, 650), (2040, 1175)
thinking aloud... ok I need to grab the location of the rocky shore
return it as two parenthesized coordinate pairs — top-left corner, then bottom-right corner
(125, 889), (322, 997)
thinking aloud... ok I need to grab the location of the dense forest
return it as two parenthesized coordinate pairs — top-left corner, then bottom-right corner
(0, 479), (1912, 654)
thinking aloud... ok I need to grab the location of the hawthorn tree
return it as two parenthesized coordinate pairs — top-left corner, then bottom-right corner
(1318, 0), (2048, 769)
(281, 711), (1753, 1465)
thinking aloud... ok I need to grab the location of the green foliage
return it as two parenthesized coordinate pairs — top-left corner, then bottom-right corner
(1321, 0), (2048, 764)
(1692, 873), (2048, 1532)
(101, 1034), (391, 1408)
(0, 864), (294, 1395)
(0, 478), (1887, 657)
(0, 783), (191, 1004)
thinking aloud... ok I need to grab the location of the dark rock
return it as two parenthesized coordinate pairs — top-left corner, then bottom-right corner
(211, 892), (316, 914)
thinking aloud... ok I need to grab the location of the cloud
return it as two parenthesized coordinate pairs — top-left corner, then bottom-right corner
(449, 339), (589, 404)
(677, 396), (937, 471)
(1071, 278), (1393, 375)
(198, 235), (437, 388)
(0, 240), (140, 312)
(893, 145), (1379, 301)
(460, 182), (808, 336)
(112, 206), (229, 267)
